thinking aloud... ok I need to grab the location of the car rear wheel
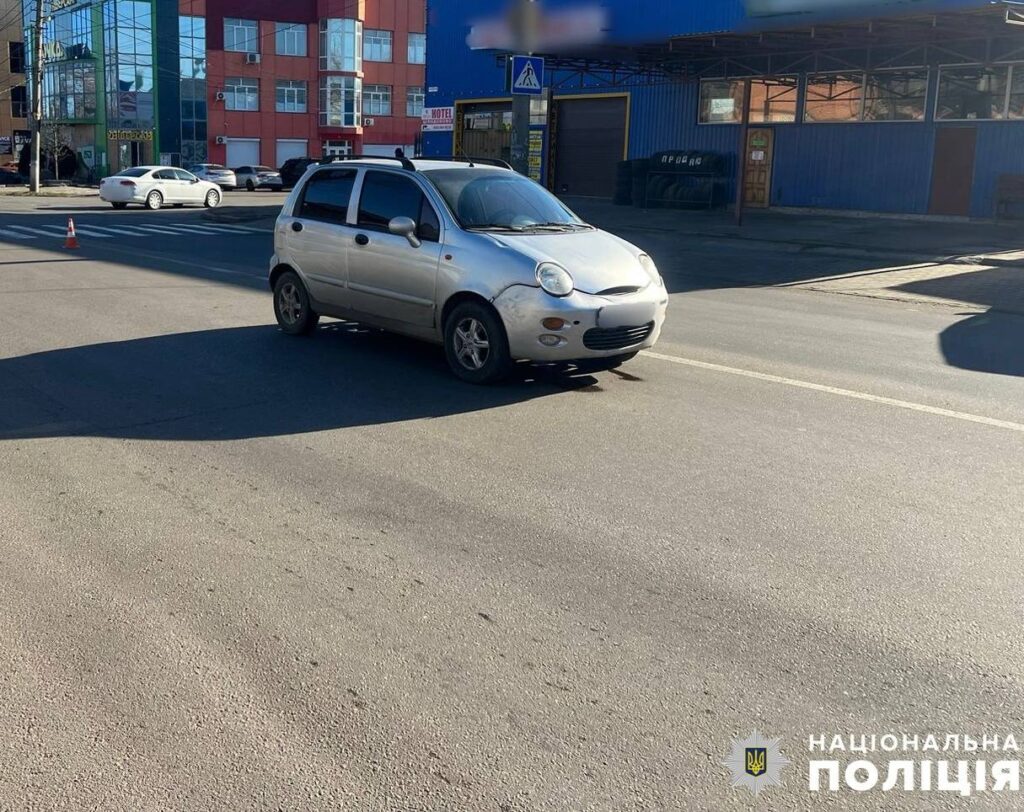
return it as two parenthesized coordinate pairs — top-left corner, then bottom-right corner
(246, 179), (256, 191)
(145, 191), (163, 210)
(444, 301), (512, 385)
(273, 272), (319, 335)
(204, 189), (221, 208)
(111, 202), (127, 210)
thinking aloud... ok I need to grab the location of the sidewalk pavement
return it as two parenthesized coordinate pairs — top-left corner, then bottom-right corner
(568, 198), (1024, 316)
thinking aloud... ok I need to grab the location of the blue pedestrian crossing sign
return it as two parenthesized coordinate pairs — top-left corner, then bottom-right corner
(511, 55), (544, 95)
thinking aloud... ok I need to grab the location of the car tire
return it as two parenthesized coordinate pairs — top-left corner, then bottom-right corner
(246, 179), (256, 191)
(273, 271), (320, 336)
(111, 202), (127, 210)
(145, 191), (163, 210)
(443, 301), (512, 385)
(204, 189), (221, 208)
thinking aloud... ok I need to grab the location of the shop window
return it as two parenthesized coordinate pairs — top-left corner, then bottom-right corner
(936, 65), (1012, 121)
(225, 77), (259, 111)
(406, 86), (424, 118)
(319, 76), (361, 127)
(699, 80), (744, 124)
(276, 80), (307, 113)
(364, 29), (392, 63)
(276, 23), (307, 57)
(225, 18), (258, 53)
(1009, 66), (1024, 120)
(408, 33), (426, 65)
(320, 19), (362, 73)
(804, 73), (864, 122)
(863, 70), (928, 121)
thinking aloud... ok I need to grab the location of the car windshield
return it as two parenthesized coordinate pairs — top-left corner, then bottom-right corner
(116, 167), (150, 177)
(206, 164), (227, 170)
(423, 168), (589, 232)
(255, 166), (274, 173)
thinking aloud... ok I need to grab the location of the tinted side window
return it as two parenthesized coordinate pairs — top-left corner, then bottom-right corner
(173, 169), (195, 181)
(357, 171), (425, 231)
(298, 169), (357, 224)
(418, 196), (440, 242)
(153, 169), (177, 180)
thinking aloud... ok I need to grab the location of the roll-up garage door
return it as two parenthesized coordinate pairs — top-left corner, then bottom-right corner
(226, 138), (260, 170)
(552, 96), (627, 198)
(276, 139), (309, 168)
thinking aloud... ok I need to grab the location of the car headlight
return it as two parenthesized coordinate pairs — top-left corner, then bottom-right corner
(639, 254), (664, 288)
(536, 263), (574, 297)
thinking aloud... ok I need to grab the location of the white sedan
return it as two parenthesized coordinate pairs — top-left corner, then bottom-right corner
(99, 166), (223, 210)
(188, 163), (238, 189)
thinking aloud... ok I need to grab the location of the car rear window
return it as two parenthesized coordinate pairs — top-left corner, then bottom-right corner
(116, 167), (150, 177)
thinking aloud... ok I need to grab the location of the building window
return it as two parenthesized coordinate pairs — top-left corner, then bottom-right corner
(43, 61), (97, 121)
(276, 22), (307, 57)
(364, 84), (392, 116)
(320, 19), (362, 73)
(225, 77), (259, 111)
(11, 86), (27, 118)
(407, 32), (426, 64)
(863, 70), (928, 121)
(9, 42), (25, 73)
(698, 78), (798, 124)
(180, 15), (208, 164)
(698, 80), (744, 123)
(804, 73), (865, 123)
(102, 0), (156, 129)
(935, 65), (1016, 121)
(364, 29), (392, 62)
(319, 76), (361, 127)
(224, 18), (258, 53)
(276, 79), (308, 113)
(406, 86), (424, 117)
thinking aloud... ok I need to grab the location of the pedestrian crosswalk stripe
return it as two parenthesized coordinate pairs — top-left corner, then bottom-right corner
(0, 221), (268, 240)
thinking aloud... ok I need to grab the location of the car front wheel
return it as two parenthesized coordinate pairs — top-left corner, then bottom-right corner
(204, 189), (221, 208)
(273, 271), (319, 335)
(246, 179), (256, 191)
(444, 301), (512, 384)
(145, 191), (163, 210)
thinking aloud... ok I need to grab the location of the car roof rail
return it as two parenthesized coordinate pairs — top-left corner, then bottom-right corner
(426, 155), (514, 170)
(317, 154), (417, 171)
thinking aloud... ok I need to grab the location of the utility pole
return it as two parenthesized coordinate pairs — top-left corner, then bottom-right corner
(509, 0), (538, 176)
(733, 78), (752, 226)
(29, 0), (46, 193)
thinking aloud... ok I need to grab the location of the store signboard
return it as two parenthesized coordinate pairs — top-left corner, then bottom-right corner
(0, 135), (12, 155)
(422, 107), (455, 132)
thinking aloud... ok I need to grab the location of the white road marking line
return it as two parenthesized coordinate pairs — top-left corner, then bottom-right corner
(7, 224), (70, 238)
(74, 223), (151, 237)
(0, 228), (36, 240)
(128, 224), (191, 235)
(183, 224), (263, 235)
(640, 350), (1024, 434)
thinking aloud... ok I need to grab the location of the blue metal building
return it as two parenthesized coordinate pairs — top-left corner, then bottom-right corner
(424, 0), (1024, 217)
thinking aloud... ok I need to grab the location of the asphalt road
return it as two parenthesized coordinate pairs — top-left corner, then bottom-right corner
(2, 198), (1024, 809)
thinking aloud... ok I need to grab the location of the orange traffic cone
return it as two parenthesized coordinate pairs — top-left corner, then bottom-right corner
(63, 217), (80, 249)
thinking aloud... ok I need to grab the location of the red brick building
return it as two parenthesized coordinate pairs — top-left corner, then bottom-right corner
(178, 0), (425, 170)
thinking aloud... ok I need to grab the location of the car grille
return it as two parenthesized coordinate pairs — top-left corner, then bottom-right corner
(582, 321), (655, 351)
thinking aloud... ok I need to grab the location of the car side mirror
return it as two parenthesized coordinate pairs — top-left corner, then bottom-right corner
(389, 216), (421, 248)
(191, 178), (199, 183)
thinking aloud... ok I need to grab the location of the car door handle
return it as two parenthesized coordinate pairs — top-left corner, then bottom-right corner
(291, 222), (303, 232)
(355, 233), (370, 246)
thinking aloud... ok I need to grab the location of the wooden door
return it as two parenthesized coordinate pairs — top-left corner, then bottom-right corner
(929, 127), (977, 216)
(744, 128), (774, 208)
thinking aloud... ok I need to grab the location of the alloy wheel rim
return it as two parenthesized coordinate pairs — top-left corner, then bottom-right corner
(279, 283), (302, 324)
(148, 193), (160, 207)
(208, 191), (219, 206)
(454, 317), (490, 370)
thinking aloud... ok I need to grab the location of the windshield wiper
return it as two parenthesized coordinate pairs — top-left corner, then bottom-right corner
(524, 221), (593, 231)
(464, 223), (527, 232)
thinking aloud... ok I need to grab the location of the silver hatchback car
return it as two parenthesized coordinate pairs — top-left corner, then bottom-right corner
(269, 157), (668, 383)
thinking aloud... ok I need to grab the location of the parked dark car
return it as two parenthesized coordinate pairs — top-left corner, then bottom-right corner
(279, 157), (318, 190)
(0, 168), (25, 186)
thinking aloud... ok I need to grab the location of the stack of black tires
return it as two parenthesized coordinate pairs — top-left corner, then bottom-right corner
(641, 150), (726, 209)
(613, 159), (650, 206)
